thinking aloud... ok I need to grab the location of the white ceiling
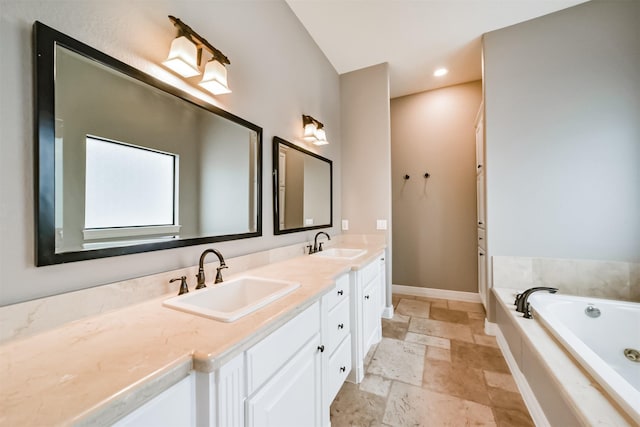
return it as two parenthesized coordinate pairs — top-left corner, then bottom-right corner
(285, 0), (588, 98)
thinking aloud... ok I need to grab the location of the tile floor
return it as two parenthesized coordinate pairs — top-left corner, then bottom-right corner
(330, 294), (534, 427)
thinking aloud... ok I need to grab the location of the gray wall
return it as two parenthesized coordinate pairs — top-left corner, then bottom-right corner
(340, 63), (392, 306)
(483, 0), (640, 265)
(0, 0), (341, 306)
(391, 81), (482, 292)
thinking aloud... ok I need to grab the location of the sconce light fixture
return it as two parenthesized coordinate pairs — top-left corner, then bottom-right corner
(162, 15), (231, 95)
(302, 115), (329, 145)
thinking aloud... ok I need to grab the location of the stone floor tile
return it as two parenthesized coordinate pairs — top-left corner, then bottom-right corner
(396, 299), (430, 318)
(425, 346), (451, 362)
(330, 382), (387, 427)
(408, 317), (474, 342)
(448, 300), (486, 313)
(367, 338), (425, 386)
(414, 296), (449, 308)
(423, 358), (490, 405)
(391, 294), (402, 308)
(364, 343), (379, 369)
(469, 317), (488, 334)
(487, 387), (529, 413)
(383, 381), (496, 427)
(430, 306), (470, 324)
(474, 334), (499, 347)
(468, 311), (487, 320)
(451, 341), (510, 373)
(492, 407), (535, 427)
(483, 371), (518, 393)
(359, 373), (392, 397)
(405, 332), (451, 349)
(382, 313), (410, 340)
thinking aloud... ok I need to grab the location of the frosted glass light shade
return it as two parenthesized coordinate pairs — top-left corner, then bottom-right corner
(313, 127), (328, 145)
(163, 36), (201, 78)
(303, 123), (317, 141)
(199, 59), (231, 95)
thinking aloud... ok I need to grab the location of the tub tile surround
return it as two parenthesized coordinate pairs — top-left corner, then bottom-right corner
(0, 234), (386, 344)
(493, 287), (636, 426)
(0, 235), (386, 426)
(493, 256), (640, 302)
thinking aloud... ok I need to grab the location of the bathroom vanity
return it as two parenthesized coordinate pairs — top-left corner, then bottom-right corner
(0, 242), (386, 426)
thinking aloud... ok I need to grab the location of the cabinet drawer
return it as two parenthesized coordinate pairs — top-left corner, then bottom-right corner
(246, 302), (320, 395)
(359, 257), (379, 285)
(478, 227), (486, 250)
(326, 274), (349, 309)
(327, 335), (352, 402)
(328, 297), (350, 352)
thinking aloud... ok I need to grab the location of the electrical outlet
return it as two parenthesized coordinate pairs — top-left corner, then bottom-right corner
(376, 219), (387, 230)
(342, 219), (349, 230)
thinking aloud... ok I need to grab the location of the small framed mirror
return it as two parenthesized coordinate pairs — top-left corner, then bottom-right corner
(273, 137), (332, 234)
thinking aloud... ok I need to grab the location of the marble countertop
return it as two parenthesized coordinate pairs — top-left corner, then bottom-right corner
(0, 243), (385, 426)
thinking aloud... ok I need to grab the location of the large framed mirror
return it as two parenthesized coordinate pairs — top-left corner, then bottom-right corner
(34, 22), (262, 266)
(273, 137), (332, 234)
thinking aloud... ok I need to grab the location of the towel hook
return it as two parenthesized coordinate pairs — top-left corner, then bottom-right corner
(424, 172), (430, 178)
(403, 174), (410, 180)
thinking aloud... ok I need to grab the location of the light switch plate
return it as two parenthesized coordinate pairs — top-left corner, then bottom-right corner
(376, 219), (387, 230)
(341, 220), (349, 230)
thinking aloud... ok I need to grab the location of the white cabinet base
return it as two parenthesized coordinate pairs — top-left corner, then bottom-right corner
(246, 334), (322, 427)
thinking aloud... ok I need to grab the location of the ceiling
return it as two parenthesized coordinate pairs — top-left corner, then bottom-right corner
(285, 0), (588, 98)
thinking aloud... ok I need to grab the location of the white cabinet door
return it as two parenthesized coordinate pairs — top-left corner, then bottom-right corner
(246, 334), (323, 427)
(475, 119), (484, 174)
(114, 374), (195, 427)
(379, 254), (387, 315)
(476, 173), (486, 228)
(362, 278), (381, 354)
(478, 247), (487, 308)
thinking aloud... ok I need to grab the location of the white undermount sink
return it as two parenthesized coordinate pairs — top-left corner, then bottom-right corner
(312, 248), (366, 260)
(163, 276), (300, 322)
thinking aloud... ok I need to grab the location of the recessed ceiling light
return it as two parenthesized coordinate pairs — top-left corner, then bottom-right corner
(434, 68), (448, 77)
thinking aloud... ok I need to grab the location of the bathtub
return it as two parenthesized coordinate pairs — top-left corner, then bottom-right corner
(529, 293), (640, 424)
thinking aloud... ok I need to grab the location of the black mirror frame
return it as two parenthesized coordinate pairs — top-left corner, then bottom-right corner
(272, 136), (333, 235)
(33, 21), (263, 266)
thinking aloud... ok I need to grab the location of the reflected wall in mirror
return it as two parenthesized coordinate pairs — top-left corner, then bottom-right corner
(273, 137), (332, 234)
(35, 22), (262, 266)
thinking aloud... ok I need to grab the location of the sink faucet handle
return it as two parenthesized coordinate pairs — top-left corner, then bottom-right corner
(169, 276), (189, 295)
(306, 244), (313, 254)
(318, 242), (324, 252)
(215, 264), (228, 284)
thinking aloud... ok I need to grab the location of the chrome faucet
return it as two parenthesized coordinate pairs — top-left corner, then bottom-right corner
(196, 248), (228, 289)
(310, 231), (331, 254)
(514, 287), (558, 318)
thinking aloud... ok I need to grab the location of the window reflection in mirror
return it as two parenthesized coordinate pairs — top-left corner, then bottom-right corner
(273, 137), (332, 234)
(34, 22), (262, 265)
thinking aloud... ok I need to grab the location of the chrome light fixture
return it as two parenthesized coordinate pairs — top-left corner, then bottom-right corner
(302, 115), (329, 145)
(163, 15), (231, 94)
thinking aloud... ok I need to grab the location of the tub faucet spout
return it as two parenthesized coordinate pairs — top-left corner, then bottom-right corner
(514, 287), (558, 318)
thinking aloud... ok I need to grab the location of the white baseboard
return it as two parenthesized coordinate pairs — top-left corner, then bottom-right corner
(484, 320), (498, 336)
(495, 328), (550, 427)
(382, 305), (394, 319)
(392, 284), (481, 303)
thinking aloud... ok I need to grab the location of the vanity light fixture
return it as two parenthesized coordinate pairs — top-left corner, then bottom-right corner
(302, 115), (329, 145)
(163, 15), (231, 94)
